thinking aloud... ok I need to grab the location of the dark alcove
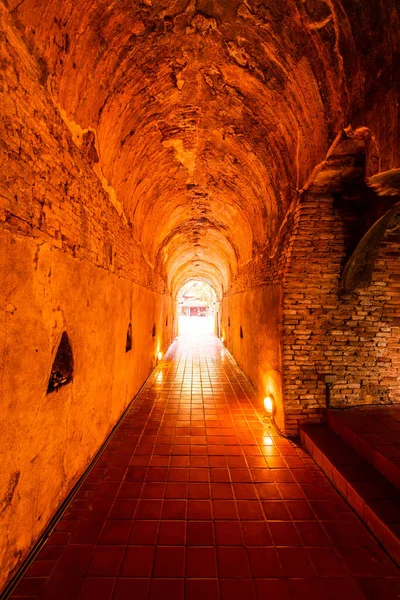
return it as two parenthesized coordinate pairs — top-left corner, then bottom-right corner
(47, 332), (73, 394)
(126, 323), (132, 352)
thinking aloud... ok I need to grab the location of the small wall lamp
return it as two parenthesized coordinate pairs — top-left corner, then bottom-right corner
(221, 336), (225, 343)
(263, 395), (274, 415)
(157, 351), (163, 361)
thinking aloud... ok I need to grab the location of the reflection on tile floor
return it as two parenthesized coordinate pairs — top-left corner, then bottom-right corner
(10, 334), (400, 599)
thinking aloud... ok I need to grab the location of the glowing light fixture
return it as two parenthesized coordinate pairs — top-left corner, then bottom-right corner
(221, 336), (225, 343)
(263, 395), (274, 414)
(157, 351), (163, 361)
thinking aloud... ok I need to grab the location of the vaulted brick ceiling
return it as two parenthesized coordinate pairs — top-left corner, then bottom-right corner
(10, 0), (399, 295)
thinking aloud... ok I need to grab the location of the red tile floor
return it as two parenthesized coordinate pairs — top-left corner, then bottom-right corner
(9, 335), (400, 599)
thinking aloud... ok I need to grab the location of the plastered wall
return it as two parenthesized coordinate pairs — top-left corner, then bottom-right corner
(0, 7), (173, 589)
(221, 286), (284, 432)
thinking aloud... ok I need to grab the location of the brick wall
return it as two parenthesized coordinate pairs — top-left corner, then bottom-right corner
(281, 195), (345, 434)
(282, 194), (400, 435)
(224, 192), (400, 437)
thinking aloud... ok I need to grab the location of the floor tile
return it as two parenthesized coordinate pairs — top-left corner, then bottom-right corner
(153, 546), (185, 577)
(217, 546), (251, 578)
(76, 577), (115, 600)
(215, 521), (243, 545)
(120, 546), (155, 577)
(186, 547), (217, 578)
(149, 578), (184, 600)
(247, 546), (282, 577)
(158, 521), (186, 545)
(185, 579), (219, 600)
(186, 521), (214, 545)
(220, 578), (256, 600)
(87, 545), (125, 576)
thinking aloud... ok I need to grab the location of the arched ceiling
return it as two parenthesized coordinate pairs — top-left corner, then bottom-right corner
(9, 0), (399, 295)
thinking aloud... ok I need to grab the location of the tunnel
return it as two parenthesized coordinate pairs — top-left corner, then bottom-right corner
(1, 0), (400, 597)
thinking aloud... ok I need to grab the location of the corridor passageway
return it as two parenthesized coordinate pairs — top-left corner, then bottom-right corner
(9, 335), (400, 600)
(1, 0), (400, 595)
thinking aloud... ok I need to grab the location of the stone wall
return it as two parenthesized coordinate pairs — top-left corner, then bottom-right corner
(0, 7), (172, 589)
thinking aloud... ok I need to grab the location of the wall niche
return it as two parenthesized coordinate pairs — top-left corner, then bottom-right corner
(126, 322), (132, 352)
(47, 332), (73, 394)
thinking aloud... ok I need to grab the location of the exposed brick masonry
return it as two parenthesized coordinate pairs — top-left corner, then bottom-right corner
(283, 195), (400, 436)
(225, 194), (400, 437)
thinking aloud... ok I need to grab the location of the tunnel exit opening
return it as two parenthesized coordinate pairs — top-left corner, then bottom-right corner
(177, 280), (218, 336)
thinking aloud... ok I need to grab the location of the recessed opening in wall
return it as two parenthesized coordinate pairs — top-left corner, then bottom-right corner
(152, 324), (156, 337)
(228, 316), (231, 327)
(126, 323), (132, 352)
(47, 332), (73, 394)
(177, 279), (217, 336)
(240, 326), (243, 339)
(165, 316), (168, 327)
(105, 242), (113, 266)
